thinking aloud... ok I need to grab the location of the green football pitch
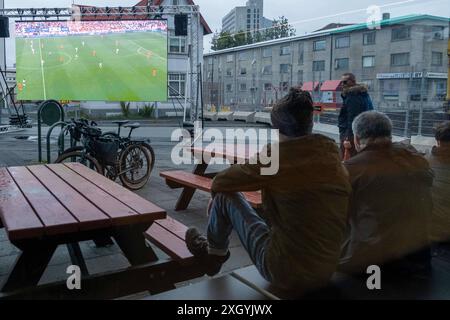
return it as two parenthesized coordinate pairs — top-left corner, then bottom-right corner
(16, 32), (168, 101)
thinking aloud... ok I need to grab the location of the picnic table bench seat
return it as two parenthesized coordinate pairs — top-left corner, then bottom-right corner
(145, 216), (193, 263)
(160, 170), (262, 209)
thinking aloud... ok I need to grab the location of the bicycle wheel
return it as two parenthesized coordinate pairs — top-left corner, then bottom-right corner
(118, 144), (151, 190)
(140, 142), (156, 172)
(55, 151), (103, 174)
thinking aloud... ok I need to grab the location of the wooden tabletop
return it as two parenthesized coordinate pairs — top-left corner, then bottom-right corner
(191, 143), (262, 163)
(0, 163), (166, 242)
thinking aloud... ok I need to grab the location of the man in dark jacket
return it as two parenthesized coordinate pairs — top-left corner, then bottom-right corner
(338, 73), (374, 158)
(427, 122), (450, 245)
(340, 111), (434, 275)
(186, 88), (351, 293)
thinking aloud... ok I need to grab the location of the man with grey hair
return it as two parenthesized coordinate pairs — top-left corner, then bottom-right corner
(339, 111), (434, 276)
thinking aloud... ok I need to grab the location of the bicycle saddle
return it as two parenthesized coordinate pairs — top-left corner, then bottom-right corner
(112, 120), (130, 126)
(124, 123), (141, 130)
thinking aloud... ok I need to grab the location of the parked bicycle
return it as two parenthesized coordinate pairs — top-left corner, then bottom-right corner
(55, 119), (155, 190)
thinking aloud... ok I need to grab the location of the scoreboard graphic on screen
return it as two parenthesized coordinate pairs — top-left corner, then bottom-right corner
(15, 20), (168, 102)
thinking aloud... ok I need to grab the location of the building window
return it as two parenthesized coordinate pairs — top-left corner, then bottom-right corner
(392, 26), (411, 41)
(226, 84), (233, 93)
(432, 26), (445, 40)
(226, 54), (234, 63)
(172, 0), (179, 5)
(391, 53), (410, 66)
(362, 56), (375, 68)
(298, 43), (304, 65)
(262, 65), (272, 75)
(169, 36), (187, 53)
(264, 83), (272, 91)
(335, 58), (349, 70)
(363, 32), (376, 45)
(226, 68), (232, 76)
(239, 51), (250, 61)
(432, 52), (443, 66)
(168, 73), (186, 97)
(240, 67), (247, 75)
(297, 70), (304, 84)
(313, 60), (325, 71)
(435, 80), (447, 100)
(239, 83), (247, 91)
(409, 79), (427, 101)
(262, 48), (272, 58)
(280, 82), (289, 92)
(335, 36), (350, 48)
(382, 80), (400, 99)
(280, 45), (291, 56)
(313, 40), (326, 51)
(280, 64), (291, 73)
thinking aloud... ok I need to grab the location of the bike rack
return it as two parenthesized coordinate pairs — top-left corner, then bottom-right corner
(38, 100), (65, 162)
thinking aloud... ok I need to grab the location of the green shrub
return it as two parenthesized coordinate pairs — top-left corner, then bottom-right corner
(139, 104), (155, 119)
(120, 101), (131, 118)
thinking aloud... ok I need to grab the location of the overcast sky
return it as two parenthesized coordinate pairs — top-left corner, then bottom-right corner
(4, 0), (450, 63)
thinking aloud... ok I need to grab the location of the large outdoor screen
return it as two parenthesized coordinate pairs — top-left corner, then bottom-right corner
(15, 20), (168, 102)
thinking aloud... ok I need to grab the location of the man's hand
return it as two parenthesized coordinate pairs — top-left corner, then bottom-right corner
(343, 140), (352, 149)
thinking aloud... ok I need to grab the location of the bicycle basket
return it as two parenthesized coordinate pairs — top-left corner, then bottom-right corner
(91, 138), (120, 165)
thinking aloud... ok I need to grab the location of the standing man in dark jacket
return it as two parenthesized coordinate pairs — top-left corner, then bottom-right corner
(340, 111), (434, 275)
(338, 73), (374, 158)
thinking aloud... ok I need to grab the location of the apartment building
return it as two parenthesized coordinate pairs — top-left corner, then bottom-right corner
(205, 14), (449, 111)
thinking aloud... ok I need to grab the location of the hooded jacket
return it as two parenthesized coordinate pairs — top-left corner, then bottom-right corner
(340, 142), (434, 274)
(338, 84), (373, 138)
(211, 134), (351, 291)
(427, 145), (450, 243)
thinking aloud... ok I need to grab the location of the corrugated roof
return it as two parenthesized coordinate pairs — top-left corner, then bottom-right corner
(301, 81), (320, 91)
(205, 14), (449, 56)
(320, 80), (342, 91)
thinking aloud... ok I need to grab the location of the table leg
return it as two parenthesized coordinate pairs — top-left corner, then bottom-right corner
(175, 163), (208, 211)
(1, 243), (57, 293)
(113, 224), (158, 266)
(67, 243), (89, 277)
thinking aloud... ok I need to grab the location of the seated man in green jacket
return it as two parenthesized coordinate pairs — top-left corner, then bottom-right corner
(186, 88), (352, 292)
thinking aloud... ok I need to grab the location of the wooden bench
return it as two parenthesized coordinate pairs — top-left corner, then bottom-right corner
(160, 170), (262, 210)
(144, 216), (194, 263)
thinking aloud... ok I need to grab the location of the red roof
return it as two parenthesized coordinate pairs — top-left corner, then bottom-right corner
(301, 82), (320, 92)
(76, 0), (212, 34)
(320, 80), (342, 91)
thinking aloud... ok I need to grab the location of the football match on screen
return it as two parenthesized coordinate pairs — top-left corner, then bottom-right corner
(15, 20), (168, 102)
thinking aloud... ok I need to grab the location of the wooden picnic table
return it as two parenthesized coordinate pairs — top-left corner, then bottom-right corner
(161, 143), (263, 211)
(0, 163), (167, 293)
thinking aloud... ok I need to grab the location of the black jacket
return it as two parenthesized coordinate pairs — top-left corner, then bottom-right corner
(338, 84), (372, 138)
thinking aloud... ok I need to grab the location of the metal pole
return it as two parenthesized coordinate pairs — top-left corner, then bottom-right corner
(418, 70), (425, 136)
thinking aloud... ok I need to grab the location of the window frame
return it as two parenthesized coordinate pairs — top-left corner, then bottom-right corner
(313, 40), (327, 51)
(335, 36), (350, 49)
(168, 73), (187, 98)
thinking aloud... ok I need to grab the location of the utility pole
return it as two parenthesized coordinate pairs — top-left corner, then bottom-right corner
(418, 69), (425, 136)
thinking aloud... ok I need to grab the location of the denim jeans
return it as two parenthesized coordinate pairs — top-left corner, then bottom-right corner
(207, 192), (272, 282)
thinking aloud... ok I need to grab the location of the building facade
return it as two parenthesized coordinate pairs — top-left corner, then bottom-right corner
(206, 14), (449, 112)
(222, 0), (272, 36)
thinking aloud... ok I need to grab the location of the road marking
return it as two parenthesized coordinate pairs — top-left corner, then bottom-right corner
(38, 38), (47, 100)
